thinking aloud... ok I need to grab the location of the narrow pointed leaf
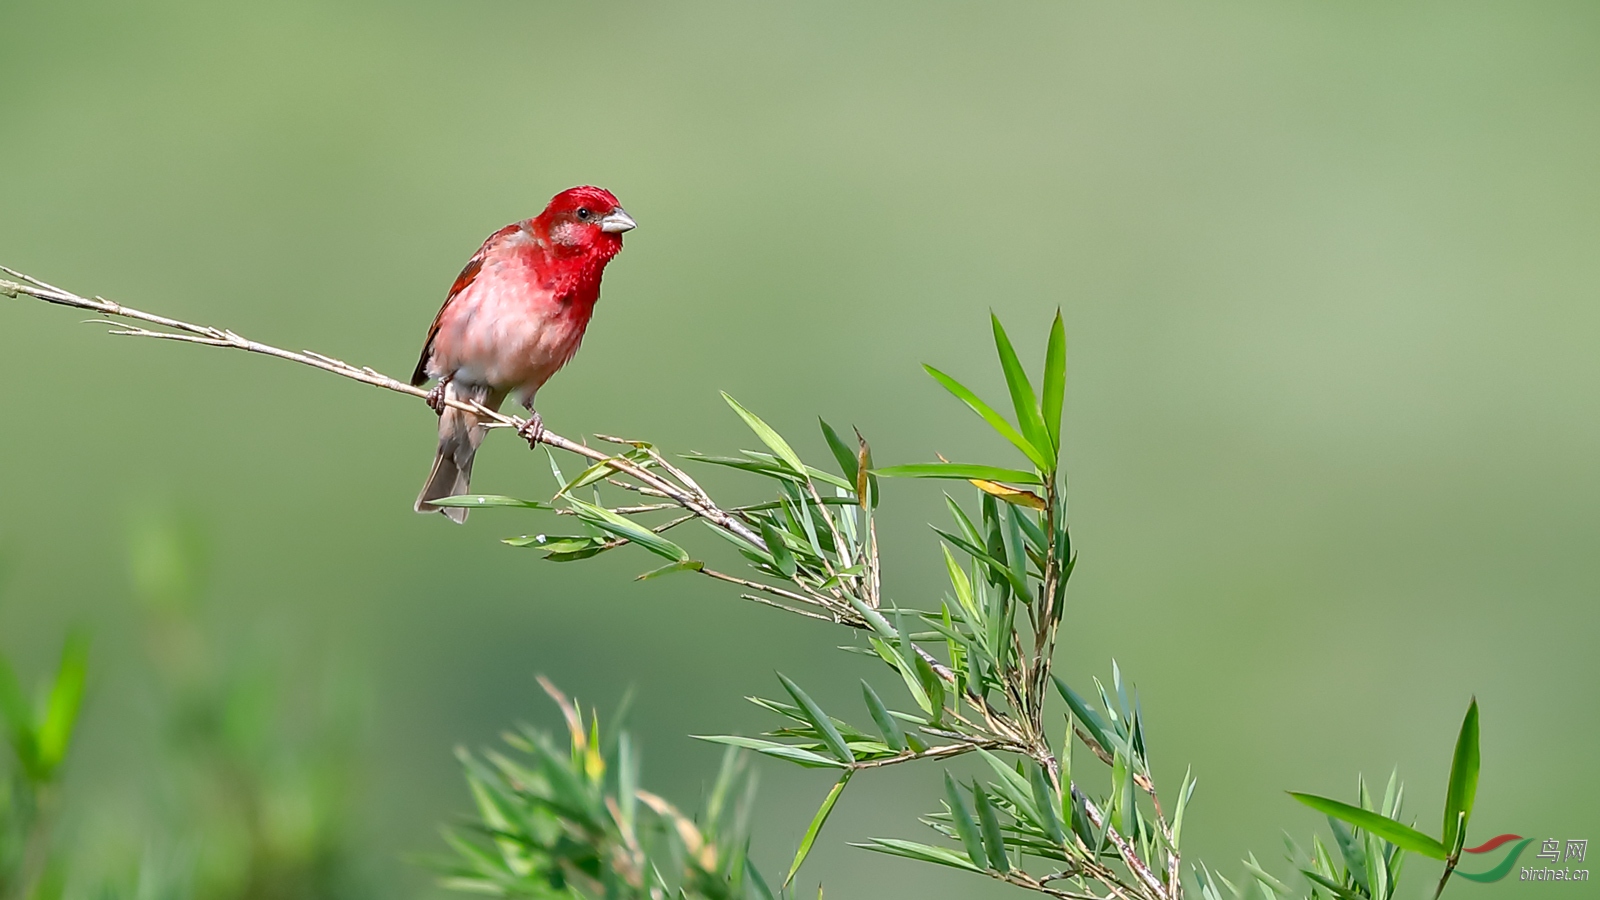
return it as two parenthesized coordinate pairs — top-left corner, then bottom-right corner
(1329, 817), (1369, 894)
(910, 652), (945, 724)
(945, 774), (987, 868)
(1302, 869), (1367, 900)
(974, 748), (1042, 830)
(861, 682), (907, 752)
(922, 365), (1051, 470)
(1028, 761), (1066, 844)
(1171, 768), (1197, 849)
(760, 520), (799, 579)
(1052, 676), (1118, 757)
(972, 784), (1010, 871)
(1241, 853), (1293, 896)
(635, 559), (704, 581)
(866, 637), (932, 716)
(1442, 698), (1480, 852)
(819, 419), (857, 482)
(777, 673), (855, 764)
(875, 463), (1042, 484)
(1041, 310), (1066, 455)
(853, 838), (983, 872)
(428, 495), (554, 510)
(723, 393), (807, 476)
(991, 314), (1052, 468)
(1289, 792), (1448, 859)
(693, 735), (847, 769)
(566, 498), (687, 561)
(786, 770), (853, 887)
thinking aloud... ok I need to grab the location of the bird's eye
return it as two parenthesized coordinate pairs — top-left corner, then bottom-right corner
(576, 208), (591, 220)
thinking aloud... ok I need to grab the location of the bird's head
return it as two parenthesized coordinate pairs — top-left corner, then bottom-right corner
(538, 186), (635, 259)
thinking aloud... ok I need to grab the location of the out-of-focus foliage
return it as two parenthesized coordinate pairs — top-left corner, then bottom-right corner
(103, 507), (370, 900)
(0, 630), (88, 900)
(438, 680), (780, 899)
(0, 510), (371, 900)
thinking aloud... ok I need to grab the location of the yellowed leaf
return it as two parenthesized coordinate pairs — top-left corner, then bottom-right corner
(968, 479), (1046, 509)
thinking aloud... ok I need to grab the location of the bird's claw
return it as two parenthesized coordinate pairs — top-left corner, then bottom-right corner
(424, 382), (448, 416)
(517, 412), (545, 448)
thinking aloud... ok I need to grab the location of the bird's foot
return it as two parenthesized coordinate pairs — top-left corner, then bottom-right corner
(516, 411), (545, 448)
(424, 380), (450, 416)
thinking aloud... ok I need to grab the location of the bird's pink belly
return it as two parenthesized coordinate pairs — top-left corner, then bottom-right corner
(439, 293), (587, 395)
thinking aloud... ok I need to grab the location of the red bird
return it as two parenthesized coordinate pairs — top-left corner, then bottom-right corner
(412, 186), (635, 522)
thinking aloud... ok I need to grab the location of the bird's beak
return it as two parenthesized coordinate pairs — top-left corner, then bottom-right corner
(600, 208), (637, 233)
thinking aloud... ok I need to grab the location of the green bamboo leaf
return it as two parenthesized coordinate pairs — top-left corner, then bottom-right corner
(683, 453), (856, 491)
(635, 559), (704, 581)
(944, 494), (985, 549)
(1242, 852), (1293, 896)
(1329, 817), (1369, 894)
(1051, 676), (1119, 757)
(723, 393), (808, 477)
(1041, 310), (1067, 456)
(866, 637), (933, 716)
(922, 365), (1052, 470)
(1028, 761), (1067, 844)
(819, 419), (858, 482)
(932, 529), (1030, 607)
(945, 773), (987, 868)
(1001, 506), (1029, 601)
(972, 784), (1010, 872)
(1302, 869), (1367, 900)
(543, 447), (566, 486)
(427, 495), (554, 510)
(566, 498), (687, 562)
(1442, 698), (1480, 853)
(990, 314), (1052, 470)
(504, 534), (595, 552)
(1366, 818), (1390, 900)
(861, 682), (907, 752)
(874, 463), (1043, 485)
(1110, 749), (1133, 833)
(786, 770), (853, 886)
(554, 450), (650, 497)
(692, 735), (847, 769)
(1289, 793), (1448, 859)
(760, 520), (799, 579)
(1171, 768), (1197, 849)
(974, 748), (1042, 831)
(910, 651), (945, 724)
(852, 838), (983, 872)
(36, 631), (88, 774)
(777, 673), (856, 764)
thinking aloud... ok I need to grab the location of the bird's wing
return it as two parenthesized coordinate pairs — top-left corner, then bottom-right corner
(412, 221), (545, 386)
(410, 253), (483, 386)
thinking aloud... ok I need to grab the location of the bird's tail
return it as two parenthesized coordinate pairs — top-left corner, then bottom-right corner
(415, 382), (505, 523)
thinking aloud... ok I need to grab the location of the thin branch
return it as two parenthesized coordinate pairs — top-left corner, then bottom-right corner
(846, 738), (1006, 771)
(0, 265), (766, 550)
(735, 594), (836, 622)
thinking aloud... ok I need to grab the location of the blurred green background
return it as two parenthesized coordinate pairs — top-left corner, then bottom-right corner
(2, 1), (1597, 897)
